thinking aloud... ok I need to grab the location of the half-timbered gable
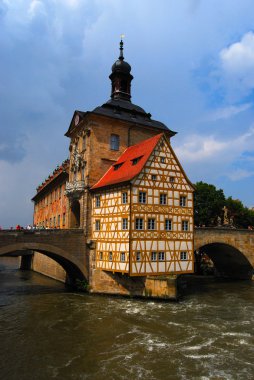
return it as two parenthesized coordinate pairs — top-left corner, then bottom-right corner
(91, 133), (194, 276)
(130, 134), (194, 276)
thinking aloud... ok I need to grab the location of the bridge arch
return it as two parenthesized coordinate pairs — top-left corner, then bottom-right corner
(195, 242), (253, 280)
(0, 242), (88, 287)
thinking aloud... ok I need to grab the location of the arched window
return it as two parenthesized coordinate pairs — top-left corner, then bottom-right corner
(120, 80), (127, 92)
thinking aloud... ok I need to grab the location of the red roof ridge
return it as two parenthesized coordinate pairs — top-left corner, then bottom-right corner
(91, 133), (164, 190)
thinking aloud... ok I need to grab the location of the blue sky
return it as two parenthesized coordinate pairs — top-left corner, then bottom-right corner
(1, 0), (254, 227)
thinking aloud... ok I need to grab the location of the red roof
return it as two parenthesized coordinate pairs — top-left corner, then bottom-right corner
(91, 133), (163, 190)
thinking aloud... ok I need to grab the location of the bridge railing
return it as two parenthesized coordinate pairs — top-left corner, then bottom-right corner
(0, 229), (84, 235)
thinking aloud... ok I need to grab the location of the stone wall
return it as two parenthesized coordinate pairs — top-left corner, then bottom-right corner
(32, 252), (66, 283)
(89, 249), (178, 300)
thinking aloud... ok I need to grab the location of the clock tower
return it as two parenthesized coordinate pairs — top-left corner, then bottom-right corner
(64, 39), (176, 232)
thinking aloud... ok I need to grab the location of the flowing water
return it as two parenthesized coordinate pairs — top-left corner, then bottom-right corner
(0, 258), (254, 380)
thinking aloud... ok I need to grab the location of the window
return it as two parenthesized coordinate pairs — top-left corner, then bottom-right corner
(180, 196), (187, 207)
(136, 252), (141, 262)
(50, 218), (52, 227)
(160, 193), (167, 205)
(95, 195), (101, 207)
(169, 177), (175, 187)
(132, 156), (142, 165)
(113, 162), (123, 171)
(95, 220), (100, 231)
(120, 252), (125, 262)
(120, 80), (127, 92)
(148, 218), (156, 230)
(57, 214), (60, 227)
(109, 252), (113, 261)
(81, 166), (85, 180)
(165, 219), (172, 231)
(122, 192), (128, 204)
(135, 218), (144, 230)
(110, 134), (120, 150)
(63, 213), (66, 226)
(161, 157), (166, 163)
(182, 220), (189, 231)
(100, 252), (103, 260)
(151, 252), (157, 261)
(151, 174), (157, 181)
(122, 218), (128, 230)
(53, 216), (56, 227)
(139, 191), (146, 204)
(180, 251), (188, 261)
(82, 136), (86, 151)
(158, 252), (165, 261)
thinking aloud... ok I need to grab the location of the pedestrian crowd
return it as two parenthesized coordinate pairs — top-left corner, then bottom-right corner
(0, 224), (60, 230)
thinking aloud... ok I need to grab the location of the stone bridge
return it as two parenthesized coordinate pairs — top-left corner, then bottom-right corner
(194, 227), (254, 279)
(0, 227), (254, 285)
(0, 229), (88, 285)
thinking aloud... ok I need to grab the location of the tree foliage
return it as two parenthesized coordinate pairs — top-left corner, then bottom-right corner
(226, 197), (254, 228)
(194, 181), (254, 228)
(194, 182), (225, 226)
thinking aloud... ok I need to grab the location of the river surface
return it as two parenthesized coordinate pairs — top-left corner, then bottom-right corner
(0, 259), (254, 380)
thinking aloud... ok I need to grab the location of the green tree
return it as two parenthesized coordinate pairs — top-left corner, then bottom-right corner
(194, 181), (225, 227)
(226, 197), (254, 228)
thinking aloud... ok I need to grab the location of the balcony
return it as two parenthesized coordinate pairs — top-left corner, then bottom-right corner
(65, 180), (85, 200)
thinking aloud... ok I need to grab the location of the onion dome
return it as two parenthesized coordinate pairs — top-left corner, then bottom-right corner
(109, 38), (133, 102)
(111, 39), (132, 74)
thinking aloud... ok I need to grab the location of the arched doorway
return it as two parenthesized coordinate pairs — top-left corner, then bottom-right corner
(195, 243), (253, 280)
(70, 200), (80, 228)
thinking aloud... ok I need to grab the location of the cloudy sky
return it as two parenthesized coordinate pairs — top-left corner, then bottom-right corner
(1, 0), (254, 227)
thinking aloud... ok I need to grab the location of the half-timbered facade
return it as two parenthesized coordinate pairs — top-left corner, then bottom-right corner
(32, 39), (195, 297)
(91, 133), (194, 276)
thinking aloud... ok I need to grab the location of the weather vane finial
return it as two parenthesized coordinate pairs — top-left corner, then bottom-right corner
(119, 34), (125, 60)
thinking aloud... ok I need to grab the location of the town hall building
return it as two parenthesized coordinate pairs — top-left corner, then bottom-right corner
(32, 40), (194, 297)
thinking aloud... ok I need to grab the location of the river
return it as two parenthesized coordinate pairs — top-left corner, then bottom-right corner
(0, 258), (254, 380)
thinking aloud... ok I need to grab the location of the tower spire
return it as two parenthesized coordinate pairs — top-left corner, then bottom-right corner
(109, 36), (133, 102)
(119, 35), (124, 60)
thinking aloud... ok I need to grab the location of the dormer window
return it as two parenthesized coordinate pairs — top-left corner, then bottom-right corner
(131, 156), (143, 165)
(113, 162), (124, 171)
